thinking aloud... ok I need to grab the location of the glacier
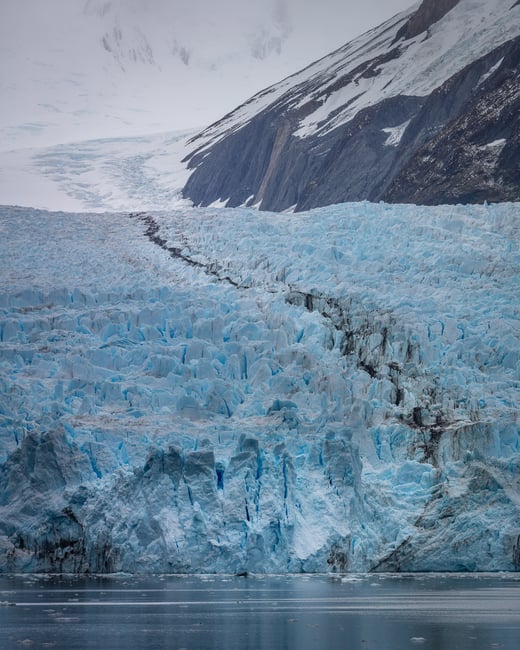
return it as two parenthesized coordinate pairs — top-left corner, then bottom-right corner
(0, 201), (519, 574)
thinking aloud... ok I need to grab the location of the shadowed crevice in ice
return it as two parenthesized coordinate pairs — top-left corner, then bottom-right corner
(132, 212), (245, 289)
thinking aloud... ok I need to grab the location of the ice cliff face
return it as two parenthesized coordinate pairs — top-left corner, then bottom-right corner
(0, 203), (519, 574)
(183, 0), (520, 210)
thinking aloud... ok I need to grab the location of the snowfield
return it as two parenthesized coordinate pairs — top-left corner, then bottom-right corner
(0, 201), (519, 573)
(0, 130), (195, 213)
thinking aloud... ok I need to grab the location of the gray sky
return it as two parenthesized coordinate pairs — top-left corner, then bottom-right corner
(0, 0), (418, 148)
(1, 0), (418, 68)
(280, 0), (417, 58)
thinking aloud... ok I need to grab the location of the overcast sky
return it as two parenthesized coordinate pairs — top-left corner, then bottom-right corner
(0, 0), (418, 148)
(1, 0), (417, 61)
(279, 0), (417, 58)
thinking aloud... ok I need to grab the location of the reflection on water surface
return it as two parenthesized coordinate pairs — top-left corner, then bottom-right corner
(1, 573), (519, 650)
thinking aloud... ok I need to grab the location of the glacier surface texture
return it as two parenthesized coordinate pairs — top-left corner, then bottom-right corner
(0, 202), (519, 573)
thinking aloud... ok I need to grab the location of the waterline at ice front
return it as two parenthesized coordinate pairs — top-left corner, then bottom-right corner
(1, 573), (520, 650)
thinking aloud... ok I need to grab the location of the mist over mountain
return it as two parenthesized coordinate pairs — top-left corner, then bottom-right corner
(0, 0), (412, 150)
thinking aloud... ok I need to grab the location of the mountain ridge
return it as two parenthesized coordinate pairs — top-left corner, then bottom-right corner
(183, 0), (520, 210)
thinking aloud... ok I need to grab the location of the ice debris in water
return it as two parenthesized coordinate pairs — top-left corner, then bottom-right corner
(0, 202), (519, 574)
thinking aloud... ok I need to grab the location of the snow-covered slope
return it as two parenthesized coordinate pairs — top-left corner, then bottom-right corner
(183, 0), (520, 210)
(1, 202), (519, 573)
(0, 130), (195, 212)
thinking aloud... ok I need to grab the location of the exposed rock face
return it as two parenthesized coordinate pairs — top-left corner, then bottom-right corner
(395, 0), (460, 41)
(383, 36), (520, 204)
(182, 0), (520, 211)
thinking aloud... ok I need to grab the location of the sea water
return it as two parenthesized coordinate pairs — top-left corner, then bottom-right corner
(1, 573), (519, 649)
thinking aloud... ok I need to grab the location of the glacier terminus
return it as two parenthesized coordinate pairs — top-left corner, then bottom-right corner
(0, 201), (518, 574)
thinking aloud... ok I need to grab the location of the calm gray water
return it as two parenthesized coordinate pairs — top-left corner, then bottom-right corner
(1, 573), (519, 649)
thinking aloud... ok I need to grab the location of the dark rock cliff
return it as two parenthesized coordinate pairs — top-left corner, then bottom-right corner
(182, 1), (519, 211)
(383, 37), (520, 204)
(395, 0), (460, 41)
